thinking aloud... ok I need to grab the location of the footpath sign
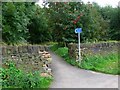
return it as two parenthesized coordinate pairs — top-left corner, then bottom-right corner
(75, 28), (82, 33)
(75, 28), (82, 63)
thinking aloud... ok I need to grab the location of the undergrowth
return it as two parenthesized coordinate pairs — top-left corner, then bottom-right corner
(1, 62), (53, 89)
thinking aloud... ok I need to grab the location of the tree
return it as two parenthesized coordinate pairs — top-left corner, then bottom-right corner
(81, 3), (109, 42)
(45, 2), (85, 45)
(100, 6), (120, 40)
(109, 7), (120, 40)
(2, 2), (34, 44)
(27, 5), (52, 44)
(45, 2), (109, 44)
(2, 1), (119, 45)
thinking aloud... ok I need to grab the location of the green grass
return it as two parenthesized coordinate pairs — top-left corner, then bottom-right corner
(1, 62), (53, 89)
(80, 52), (119, 75)
(54, 47), (77, 66)
(50, 44), (59, 51)
(50, 44), (77, 66)
(51, 44), (119, 75)
(55, 47), (68, 57)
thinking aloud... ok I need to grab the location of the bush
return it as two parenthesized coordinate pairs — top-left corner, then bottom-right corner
(1, 62), (53, 89)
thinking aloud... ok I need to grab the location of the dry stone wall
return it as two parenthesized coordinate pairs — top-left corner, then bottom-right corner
(68, 42), (120, 60)
(2, 45), (52, 76)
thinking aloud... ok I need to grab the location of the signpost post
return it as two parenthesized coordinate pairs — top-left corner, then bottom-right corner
(75, 28), (82, 63)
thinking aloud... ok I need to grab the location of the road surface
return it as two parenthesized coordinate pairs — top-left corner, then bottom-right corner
(49, 51), (118, 88)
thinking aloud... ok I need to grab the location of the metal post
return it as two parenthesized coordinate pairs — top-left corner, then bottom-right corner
(78, 33), (81, 62)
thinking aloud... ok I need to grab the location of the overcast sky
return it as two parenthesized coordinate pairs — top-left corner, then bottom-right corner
(36, 0), (120, 7)
(83, 0), (119, 7)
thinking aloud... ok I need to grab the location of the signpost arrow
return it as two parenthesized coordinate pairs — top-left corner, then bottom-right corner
(75, 28), (82, 63)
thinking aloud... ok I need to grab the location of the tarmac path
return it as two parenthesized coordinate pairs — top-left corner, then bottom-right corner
(49, 51), (118, 88)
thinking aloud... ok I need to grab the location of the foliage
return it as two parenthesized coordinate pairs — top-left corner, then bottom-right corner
(45, 2), (109, 44)
(2, 2), (120, 45)
(55, 47), (68, 57)
(52, 45), (77, 66)
(109, 7), (120, 40)
(81, 5), (109, 42)
(1, 62), (53, 89)
(50, 44), (59, 51)
(2, 2), (35, 44)
(46, 2), (84, 43)
(100, 6), (120, 40)
(27, 5), (52, 44)
(51, 45), (76, 66)
(51, 44), (119, 75)
(80, 52), (119, 75)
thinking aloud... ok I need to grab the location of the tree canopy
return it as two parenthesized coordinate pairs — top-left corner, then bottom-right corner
(2, 2), (120, 45)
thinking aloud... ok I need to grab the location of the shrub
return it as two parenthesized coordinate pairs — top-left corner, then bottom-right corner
(1, 62), (53, 89)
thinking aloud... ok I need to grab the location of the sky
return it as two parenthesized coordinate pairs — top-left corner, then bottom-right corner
(36, 0), (120, 7)
(83, 0), (119, 7)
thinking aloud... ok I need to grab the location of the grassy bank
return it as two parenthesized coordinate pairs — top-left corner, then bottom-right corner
(50, 44), (119, 75)
(80, 52), (119, 74)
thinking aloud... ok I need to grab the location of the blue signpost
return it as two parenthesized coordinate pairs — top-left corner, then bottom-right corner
(75, 28), (82, 33)
(75, 28), (82, 62)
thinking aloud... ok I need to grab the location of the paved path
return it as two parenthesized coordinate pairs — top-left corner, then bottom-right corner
(49, 51), (118, 88)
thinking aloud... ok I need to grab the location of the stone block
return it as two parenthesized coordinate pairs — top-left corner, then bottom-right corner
(22, 46), (28, 53)
(32, 45), (39, 54)
(39, 46), (45, 51)
(2, 46), (7, 56)
(12, 46), (18, 54)
(40, 73), (51, 77)
(0, 46), (2, 55)
(7, 46), (14, 55)
(46, 58), (52, 64)
(27, 46), (33, 53)
(18, 46), (23, 53)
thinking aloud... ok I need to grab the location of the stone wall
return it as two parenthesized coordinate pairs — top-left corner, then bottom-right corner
(2, 45), (52, 76)
(68, 42), (120, 60)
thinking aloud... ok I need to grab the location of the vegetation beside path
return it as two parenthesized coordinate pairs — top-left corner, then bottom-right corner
(50, 44), (119, 75)
(1, 62), (53, 89)
(1, 1), (119, 89)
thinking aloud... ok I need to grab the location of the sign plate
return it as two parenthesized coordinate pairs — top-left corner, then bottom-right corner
(75, 28), (82, 33)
